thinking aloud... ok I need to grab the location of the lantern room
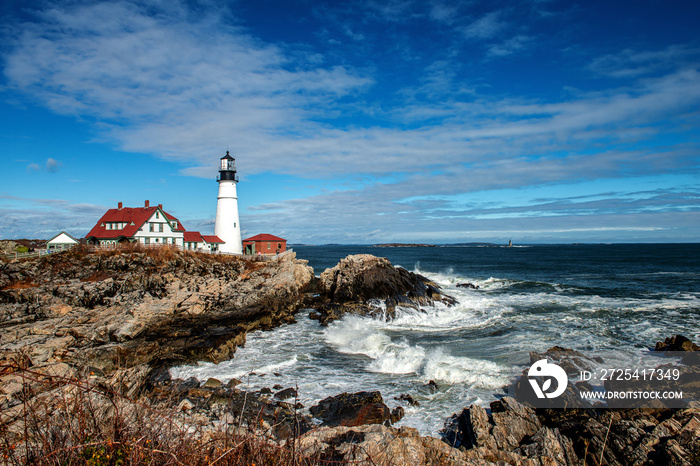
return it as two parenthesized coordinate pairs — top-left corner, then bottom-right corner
(218, 151), (239, 182)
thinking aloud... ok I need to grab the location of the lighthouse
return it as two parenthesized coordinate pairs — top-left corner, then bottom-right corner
(214, 151), (242, 254)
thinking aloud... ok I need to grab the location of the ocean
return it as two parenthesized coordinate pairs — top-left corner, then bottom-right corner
(171, 243), (700, 435)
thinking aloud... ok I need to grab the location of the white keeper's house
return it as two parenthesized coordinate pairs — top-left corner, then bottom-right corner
(85, 200), (223, 248)
(84, 151), (261, 254)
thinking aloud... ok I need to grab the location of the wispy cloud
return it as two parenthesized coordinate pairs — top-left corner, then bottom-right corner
(1, 0), (698, 242)
(25, 158), (62, 173)
(243, 184), (700, 243)
(0, 196), (107, 239)
(588, 44), (700, 78)
(45, 157), (61, 172)
(460, 11), (506, 39)
(487, 34), (532, 57)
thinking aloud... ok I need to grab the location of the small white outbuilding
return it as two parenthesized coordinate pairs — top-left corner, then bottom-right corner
(46, 231), (80, 251)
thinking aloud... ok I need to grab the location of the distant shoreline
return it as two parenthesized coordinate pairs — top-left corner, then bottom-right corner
(371, 243), (438, 248)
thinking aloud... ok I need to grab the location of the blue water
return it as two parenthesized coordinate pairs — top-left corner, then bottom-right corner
(173, 244), (700, 434)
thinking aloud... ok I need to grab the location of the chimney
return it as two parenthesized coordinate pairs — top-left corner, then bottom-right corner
(145, 200), (150, 208)
(118, 202), (123, 209)
(158, 204), (163, 209)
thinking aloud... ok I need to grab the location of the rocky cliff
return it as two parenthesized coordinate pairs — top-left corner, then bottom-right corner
(0, 247), (314, 446)
(311, 253), (457, 325)
(2, 249), (698, 465)
(1, 247), (314, 370)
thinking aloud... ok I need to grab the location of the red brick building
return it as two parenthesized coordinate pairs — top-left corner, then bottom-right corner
(242, 234), (287, 255)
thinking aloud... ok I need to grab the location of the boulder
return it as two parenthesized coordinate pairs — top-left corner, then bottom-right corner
(655, 334), (700, 352)
(275, 387), (297, 400)
(456, 282), (480, 289)
(309, 391), (394, 427)
(297, 424), (474, 465)
(313, 254), (457, 324)
(441, 397), (580, 465)
(395, 393), (420, 406)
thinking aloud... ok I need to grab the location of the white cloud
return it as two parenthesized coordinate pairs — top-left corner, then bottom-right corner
(6, 1), (699, 186)
(46, 157), (61, 172)
(460, 11), (506, 39)
(588, 44), (700, 78)
(2, 1), (699, 242)
(0, 197), (107, 239)
(24, 158), (62, 173)
(487, 34), (531, 57)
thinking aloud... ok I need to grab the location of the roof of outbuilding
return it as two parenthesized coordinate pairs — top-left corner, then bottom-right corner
(242, 233), (286, 242)
(183, 231), (204, 242)
(201, 235), (225, 244)
(47, 231), (79, 243)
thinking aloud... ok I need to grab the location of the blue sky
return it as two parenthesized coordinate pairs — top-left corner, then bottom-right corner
(1, 0), (698, 244)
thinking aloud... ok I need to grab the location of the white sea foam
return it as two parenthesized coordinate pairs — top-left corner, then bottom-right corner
(323, 313), (510, 388)
(170, 257), (699, 436)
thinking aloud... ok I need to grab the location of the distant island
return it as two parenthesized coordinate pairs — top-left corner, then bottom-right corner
(372, 243), (438, 247)
(372, 242), (510, 248)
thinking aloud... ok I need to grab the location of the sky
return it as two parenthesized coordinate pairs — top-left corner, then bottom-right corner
(0, 0), (699, 244)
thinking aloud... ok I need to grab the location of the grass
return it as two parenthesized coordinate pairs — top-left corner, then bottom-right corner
(0, 360), (326, 466)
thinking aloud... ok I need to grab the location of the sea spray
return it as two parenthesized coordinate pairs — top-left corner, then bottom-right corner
(172, 244), (699, 435)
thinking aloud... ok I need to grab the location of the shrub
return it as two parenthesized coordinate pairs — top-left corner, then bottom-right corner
(1, 364), (321, 466)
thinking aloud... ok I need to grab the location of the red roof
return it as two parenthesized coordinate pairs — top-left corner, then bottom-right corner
(202, 235), (224, 244)
(183, 231), (204, 243)
(86, 205), (184, 240)
(243, 233), (286, 243)
(164, 212), (186, 232)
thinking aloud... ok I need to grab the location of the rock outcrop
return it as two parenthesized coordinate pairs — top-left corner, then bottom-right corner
(1, 247), (313, 369)
(311, 254), (457, 324)
(297, 424), (475, 465)
(655, 334), (700, 352)
(441, 397), (580, 465)
(0, 247), (314, 446)
(3, 247), (699, 466)
(151, 376), (314, 441)
(309, 391), (404, 427)
(441, 395), (700, 466)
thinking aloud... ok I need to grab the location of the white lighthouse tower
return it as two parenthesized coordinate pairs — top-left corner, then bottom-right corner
(214, 151), (242, 254)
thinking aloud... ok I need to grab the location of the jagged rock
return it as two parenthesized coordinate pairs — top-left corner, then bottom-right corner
(395, 393), (420, 406)
(390, 406), (405, 424)
(177, 398), (195, 411)
(655, 334), (700, 352)
(313, 254), (457, 324)
(442, 397), (582, 465)
(225, 377), (242, 388)
(0, 249), (314, 371)
(275, 387), (297, 400)
(517, 427), (579, 466)
(456, 282), (479, 289)
(309, 391), (394, 427)
(0, 248), (315, 447)
(203, 377), (221, 388)
(297, 424), (478, 465)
